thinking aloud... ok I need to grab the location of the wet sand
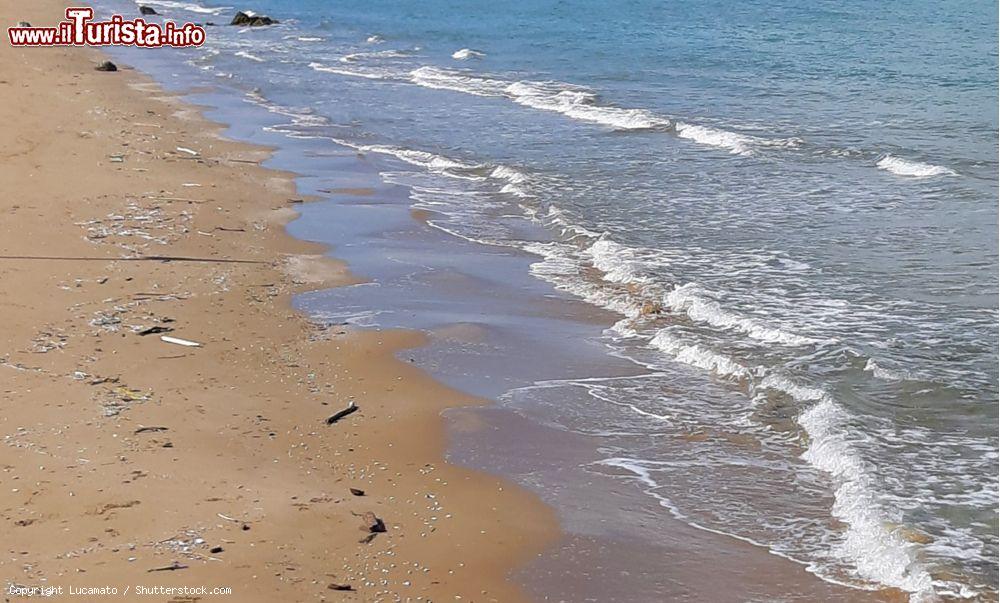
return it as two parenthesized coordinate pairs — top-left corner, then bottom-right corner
(0, 1), (556, 601)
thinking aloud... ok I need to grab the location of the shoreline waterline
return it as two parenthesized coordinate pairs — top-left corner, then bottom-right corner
(0, 1), (558, 600)
(84, 0), (999, 599)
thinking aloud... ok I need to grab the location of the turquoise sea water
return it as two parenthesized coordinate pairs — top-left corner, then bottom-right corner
(98, 0), (998, 598)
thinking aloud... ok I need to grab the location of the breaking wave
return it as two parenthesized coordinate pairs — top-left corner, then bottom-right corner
(876, 155), (955, 177)
(452, 48), (485, 60)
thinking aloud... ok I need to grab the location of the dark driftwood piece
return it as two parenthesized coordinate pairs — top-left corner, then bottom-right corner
(326, 402), (358, 425)
(147, 562), (187, 572)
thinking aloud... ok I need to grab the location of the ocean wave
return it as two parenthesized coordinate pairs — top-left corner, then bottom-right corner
(665, 283), (821, 346)
(523, 241), (643, 318)
(409, 67), (815, 152)
(409, 65), (507, 96)
(366, 34), (384, 44)
(584, 238), (656, 286)
(244, 89), (333, 127)
(676, 123), (804, 156)
(573, 237), (822, 347)
(648, 329), (750, 378)
(756, 375), (939, 596)
(308, 61), (394, 80)
(310, 61), (799, 151)
(332, 140), (484, 176)
(758, 373), (826, 401)
(542, 206), (604, 239)
(488, 165), (533, 197)
(864, 358), (914, 381)
(452, 48), (485, 60)
(799, 399), (936, 597)
(133, 0), (231, 14)
(340, 49), (412, 63)
(410, 66), (668, 131)
(876, 155), (955, 177)
(508, 80), (667, 130)
(234, 50), (265, 62)
(634, 337), (941, 597)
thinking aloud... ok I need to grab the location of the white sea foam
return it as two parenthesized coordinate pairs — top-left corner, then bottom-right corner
(759, 373), (826, 401)
(755, 372), (940, 596)
(366, 34), (384, 44)
(675, 123), (757, 155)
(489, 165), (528, 183)
(876, 155), (955, 177)
(489, 165), (533, 197)
(333, 140), (483, 175)
(584, 238), (655, 286)
(234, 50), (265, 62)
(799, 399), (936, 597)
(244, 89), (332, 127)
(312, 60), (799, 150)
(308, 61), (393, 80)
(408, 67), (813, 151)
(134, 0), (231, 14)
(340, 49), (412, 63)
(648, 329), (750, 378)
(507, 80), (667, 130)
(452, 48), (485, 60)
(542, 206), (603, 239)
(635, 333), (943, 598)
(409, 67), (668, 130)
(409, 66), (507, 96)
(665, 283), (820, 346)
(523, 241), (642, 318)
(675, 122), (804, 156)
(777, 257), (811, 271)
(864, 358), (913, 381)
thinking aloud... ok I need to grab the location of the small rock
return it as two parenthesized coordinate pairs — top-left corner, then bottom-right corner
(95, 60), (118, 72)
(230, 11), (278, 26)
(16, 21), (30, 27)
(209, 546), (224, 554)
(138, 6), (157, 15)
(360, 511), (386, 533)
(640, 300), (662, 316)
(349, 488), (365, 497)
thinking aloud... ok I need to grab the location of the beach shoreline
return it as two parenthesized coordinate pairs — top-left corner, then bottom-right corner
(2, 1), (991, 602)
(0, 1), (558, 600)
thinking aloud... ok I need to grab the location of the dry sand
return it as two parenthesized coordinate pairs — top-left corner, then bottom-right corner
(0, 1), (557, 601)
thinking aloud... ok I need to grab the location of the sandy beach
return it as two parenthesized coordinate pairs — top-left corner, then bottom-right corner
(3, 0), (996, 601)
(0, 1), (556, 600)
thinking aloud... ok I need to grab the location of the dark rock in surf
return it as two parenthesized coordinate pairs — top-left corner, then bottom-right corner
(95, 61), (118, 72)
(230, 11), (278, 26)
(139, 6), (157, 15)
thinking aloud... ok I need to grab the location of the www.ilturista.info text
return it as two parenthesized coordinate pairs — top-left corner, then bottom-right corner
(8, 7), (205, 47)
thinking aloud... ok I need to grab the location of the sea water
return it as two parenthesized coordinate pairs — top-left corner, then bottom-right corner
(96, 0), (998, 598)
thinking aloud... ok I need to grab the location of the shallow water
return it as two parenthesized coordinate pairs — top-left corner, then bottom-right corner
(98, 0), (998, 598)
